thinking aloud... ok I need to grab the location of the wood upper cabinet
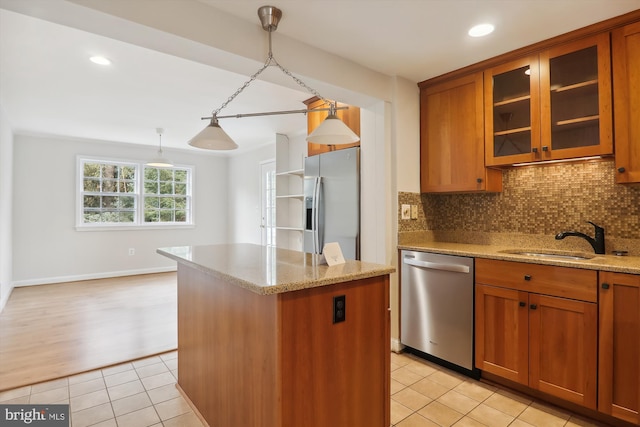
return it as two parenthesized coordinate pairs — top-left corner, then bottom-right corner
(485, 34), (613, 166)
(598, 271), (640, 424)
(420, 72), (502, 193)
(484, 55), (541, 166)
(475, 259), (598, 409)
(612, 21), (640, 184)
(304, 97), (360, 157)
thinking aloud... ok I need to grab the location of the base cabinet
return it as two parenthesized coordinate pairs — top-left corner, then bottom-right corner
(475, 259), (597, 409)
(598, 271), (640, 424)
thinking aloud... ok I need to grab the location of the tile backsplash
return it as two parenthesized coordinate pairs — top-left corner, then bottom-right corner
(399, 159), (640, 251)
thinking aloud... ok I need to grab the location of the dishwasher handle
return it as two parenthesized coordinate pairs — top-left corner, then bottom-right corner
(403, 256), (470, 274)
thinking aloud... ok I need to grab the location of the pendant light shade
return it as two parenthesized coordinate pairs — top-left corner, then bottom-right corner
(188, 117), (239, 150)
(306, 110), (360, 145)
(188, 5), (356, 151)
(146, 128), (174, 168)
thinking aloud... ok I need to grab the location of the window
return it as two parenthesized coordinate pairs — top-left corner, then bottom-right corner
(143, 168), (190, 223)
(78, 157), (192, 228)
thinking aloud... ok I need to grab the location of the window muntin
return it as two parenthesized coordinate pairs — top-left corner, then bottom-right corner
(143, 167), (191, 224)
(81, 161), (138, 224)
(78, 157), (192, 228)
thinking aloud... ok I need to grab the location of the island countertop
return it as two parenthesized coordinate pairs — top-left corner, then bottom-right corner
(157, 243), (395, 295)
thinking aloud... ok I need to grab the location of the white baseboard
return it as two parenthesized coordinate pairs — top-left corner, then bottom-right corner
(11, 266), (177, 288)
(391, 338), (405, 353)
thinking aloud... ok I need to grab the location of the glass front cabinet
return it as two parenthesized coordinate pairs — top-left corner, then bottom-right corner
(485, 34), (612, 166)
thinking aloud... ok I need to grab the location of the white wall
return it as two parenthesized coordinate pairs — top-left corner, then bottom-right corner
(394, 77), (421, 193)
(12, 134), (228, 285)
(228, 143), (275, 245)
(0, 105), (14, 310)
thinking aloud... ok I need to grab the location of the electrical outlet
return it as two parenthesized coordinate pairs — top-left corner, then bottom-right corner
(333, 295), (346, 324)
(401, 204), (411, 220)
(128, 248), (135, 256)
(411, 205), (418, 219)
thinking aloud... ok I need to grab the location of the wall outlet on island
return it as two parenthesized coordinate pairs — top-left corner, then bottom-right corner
(128, 248), (135, 256)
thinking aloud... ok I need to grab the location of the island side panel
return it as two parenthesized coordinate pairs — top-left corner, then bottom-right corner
(278, 275), (390, 427)
(177, 263), (280, 427)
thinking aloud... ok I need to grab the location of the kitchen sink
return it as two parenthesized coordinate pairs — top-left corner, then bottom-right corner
(499, 249), (595, 261)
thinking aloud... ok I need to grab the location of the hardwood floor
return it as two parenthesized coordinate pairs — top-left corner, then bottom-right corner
(0, 272), (177, 392)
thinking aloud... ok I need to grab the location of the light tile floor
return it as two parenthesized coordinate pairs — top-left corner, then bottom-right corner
(390, 352), (605, 427)
(0, 351), (607, 427)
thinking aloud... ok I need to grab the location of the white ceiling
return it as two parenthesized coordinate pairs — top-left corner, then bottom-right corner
(1, 0), (639, 153)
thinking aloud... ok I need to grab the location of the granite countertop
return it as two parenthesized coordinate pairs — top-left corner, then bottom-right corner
(158, 243), (395, 295)
(398, 241), (640, 275)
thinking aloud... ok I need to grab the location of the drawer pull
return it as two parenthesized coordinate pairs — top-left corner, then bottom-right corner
(602, 283), (610, 289)
(530, 304), (537, 310)
(519, 301), (526, 307)
(524, 274), (532, 281)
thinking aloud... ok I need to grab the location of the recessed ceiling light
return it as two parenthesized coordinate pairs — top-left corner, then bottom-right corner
(468, 23), (494, 38)
(89, 56), (111, 66)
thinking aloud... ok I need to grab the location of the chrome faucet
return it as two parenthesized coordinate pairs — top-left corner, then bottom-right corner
(555, 221), (605, 254)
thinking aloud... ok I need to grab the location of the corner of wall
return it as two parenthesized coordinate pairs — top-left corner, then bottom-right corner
(0, 103), (15, 313)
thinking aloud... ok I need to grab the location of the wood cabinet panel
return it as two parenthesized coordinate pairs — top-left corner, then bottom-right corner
(420, 72), (502, 193)
(475, 259), (597, 411)
(177, 264), (390, 427)
(539, 33), (613, 161)
(485, 55), (540, 166)
(612, 21), (640, 184)
(280, 275), (390, 427)
(475, 284), (528, 384)
(177, 265), (280, 427)
(598, 271), (640, 424)
(485, 34), (612, 166)
(475, 258), (597, 302)
(529, 294), (597, 409)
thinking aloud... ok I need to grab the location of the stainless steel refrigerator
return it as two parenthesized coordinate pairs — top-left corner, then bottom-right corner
(303, 147), (360, 260)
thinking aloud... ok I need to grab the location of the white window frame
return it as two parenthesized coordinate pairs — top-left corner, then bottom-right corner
(76, 156), (194, 231)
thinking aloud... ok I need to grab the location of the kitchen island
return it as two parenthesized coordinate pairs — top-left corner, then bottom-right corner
(158, 244), (394, 427)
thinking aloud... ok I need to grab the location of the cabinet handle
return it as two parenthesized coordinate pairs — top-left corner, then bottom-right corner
(519, 301), (526, 307)
(524, 274), (531, 281)
(542, 146), (549, 152)
(618, 167), (626, 173)
(532, 147), (538, 153)
(602, 283), (610, 289)
(477, 178), (483, 183)
(530, 304), (538, 310)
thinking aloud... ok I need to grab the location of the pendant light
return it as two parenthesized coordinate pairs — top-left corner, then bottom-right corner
(146, 128), (173, 168)
(188, 6), (359, 150)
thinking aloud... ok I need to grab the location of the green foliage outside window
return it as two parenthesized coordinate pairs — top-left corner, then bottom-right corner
(80, 159), (191, 226)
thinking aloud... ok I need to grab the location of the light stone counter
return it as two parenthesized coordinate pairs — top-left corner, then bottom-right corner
(158, 243), (395, 295)
(398, 240), (640, 275)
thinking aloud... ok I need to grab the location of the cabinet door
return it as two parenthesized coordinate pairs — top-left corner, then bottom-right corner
(529, 294), (597, 409)
(612, 21), (640, 184)
(485, 55), (541, 166)
(305, 98), (360, 156)
(420, 72), (501, 192)
(599, 272), (640, 424)
(475, 284), (528, 384)
(540, 33), (613, 160)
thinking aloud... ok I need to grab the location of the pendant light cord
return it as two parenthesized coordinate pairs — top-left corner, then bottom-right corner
(211, 29), (332, 117)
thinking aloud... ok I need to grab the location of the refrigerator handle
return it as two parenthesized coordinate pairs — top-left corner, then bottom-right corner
(313, 177), (322, 254)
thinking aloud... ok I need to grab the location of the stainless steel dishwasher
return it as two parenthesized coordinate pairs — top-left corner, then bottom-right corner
(400, 250), (477, 376)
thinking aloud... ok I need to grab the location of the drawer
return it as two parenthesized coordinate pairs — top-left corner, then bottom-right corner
(476, 258), (597, 302)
